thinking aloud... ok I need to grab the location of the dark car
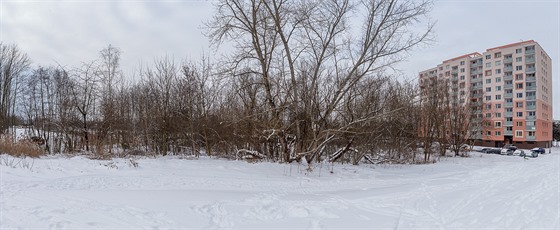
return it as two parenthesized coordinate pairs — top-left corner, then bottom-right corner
(531, 148), (545, 154)
(482, 148), (501, 154)
(503, 144), (517, 151)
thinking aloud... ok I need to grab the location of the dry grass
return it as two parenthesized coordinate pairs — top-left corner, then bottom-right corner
(0, 136), (45, 158)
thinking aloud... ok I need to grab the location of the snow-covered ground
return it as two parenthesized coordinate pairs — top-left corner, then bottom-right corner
(1, 149), (559, 229)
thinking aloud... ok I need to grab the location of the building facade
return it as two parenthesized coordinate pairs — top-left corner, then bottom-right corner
(419, 40), (553, 149)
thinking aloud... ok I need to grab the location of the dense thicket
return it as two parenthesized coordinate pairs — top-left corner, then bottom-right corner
(2, 0), (465, 166)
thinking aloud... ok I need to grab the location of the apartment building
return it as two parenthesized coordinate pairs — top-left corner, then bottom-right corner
(419, 40), (553, 149)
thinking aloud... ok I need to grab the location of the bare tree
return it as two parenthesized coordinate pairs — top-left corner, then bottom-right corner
(0, 43), (31, 132)
(70, 61), (100, 152)
(207, 0), (433, 166)
(97, 45), (122, 154)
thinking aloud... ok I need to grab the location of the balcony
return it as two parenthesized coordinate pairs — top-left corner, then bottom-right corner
(526, 125), (536, 131)
(471, 69), (481, 75)
(526, 95), (536, 100)
(504, 130), (513, 136)
(526, 104), (536, 110)
(504, 93), (513, 98)
(525, 49), (535, 54)
(504, 57), (513, 64)
(472, 77), (482, 83)
(525, 67), (536, 73)
(504, 102), (513, 107)
(526, 115), (536, 120)
(471, 93), (483, 98)
(471, 62), (482, 68)
(504, 121), (513, 126)
(504, 74), (513, 81)
(525, 57), (535, 63)
(504, 111), (513, 117)
(526, 85), (536, 91)
(503, 66), (513, 72)
(526, 136), (536, 141)
(504, 84), (513, 90)
(473, 84), (482, 90)
(526, 76), (536, 82)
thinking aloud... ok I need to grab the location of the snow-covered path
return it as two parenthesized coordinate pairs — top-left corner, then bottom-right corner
(1, 149), (559, 229)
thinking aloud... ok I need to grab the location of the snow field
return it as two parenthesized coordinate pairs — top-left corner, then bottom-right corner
(1, 149), (559, 229)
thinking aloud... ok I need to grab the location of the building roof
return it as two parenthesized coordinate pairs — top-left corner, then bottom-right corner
(443, 52), (482, 63)
(486, 40), (535, 52)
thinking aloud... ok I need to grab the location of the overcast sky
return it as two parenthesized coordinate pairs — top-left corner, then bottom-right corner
(1, 0), (559, 119)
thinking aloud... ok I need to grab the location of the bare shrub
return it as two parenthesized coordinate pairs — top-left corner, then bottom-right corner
(128, 158), (139, 168)
(0, 136), (45, 158)
(0, 155), (35, 169)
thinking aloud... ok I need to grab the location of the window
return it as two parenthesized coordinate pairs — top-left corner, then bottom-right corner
(516, 102), (523, 108)
(516, 57), (522, 62)
(460, 61), (465, 65)
(516, 112), (523, 117)
(516, 83), (523, 89)
(516, 93), (523, 98)
(495, 113), (501, 118)
(495, 77), (502, 82)
(494, 52), (501, 58)
(495, 95), (501, 100)
(486, 54), (491, 59)
(486, 79), (491, 84)
(516, 121), (523, 126)
(485, 70), (492, 76)
(495, 131), (501, 136)
(516, 48), (522, 54)
(528, 131), (535, 137)
(495, 69), (501, 74)
(515, 74), (523, 80)
(495, 61), (501, 66)
(486, 104), (492, 110)
(515, 130), (523, 137)
(495, 121), (502, 127)
(460, 75), (465, 80)
(446, 65), (450, 69)
(486, 87), (491, 92)
(485, 96), (491, 101)
(461, 68), (465, 73)
(528, 111), (536, 116)
(495, 104), (501, 109)
(495, 86), (501, 91)
(516, 65), (523, 71)
(485, 62), (491, 68)
(485, 113), (491, 118)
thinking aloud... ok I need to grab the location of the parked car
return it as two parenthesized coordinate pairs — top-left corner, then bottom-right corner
(512, 149), (525, 156)
(531, 148), (545, 154)
(449, 144), (471, 151)
(482, 148), (501, 154)
(520, 150), (539, 158)
(503, 144), (517, 151)
(500, 148), (514, 155)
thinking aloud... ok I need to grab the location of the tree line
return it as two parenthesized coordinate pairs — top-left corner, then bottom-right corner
(1, 0), (477, 166)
